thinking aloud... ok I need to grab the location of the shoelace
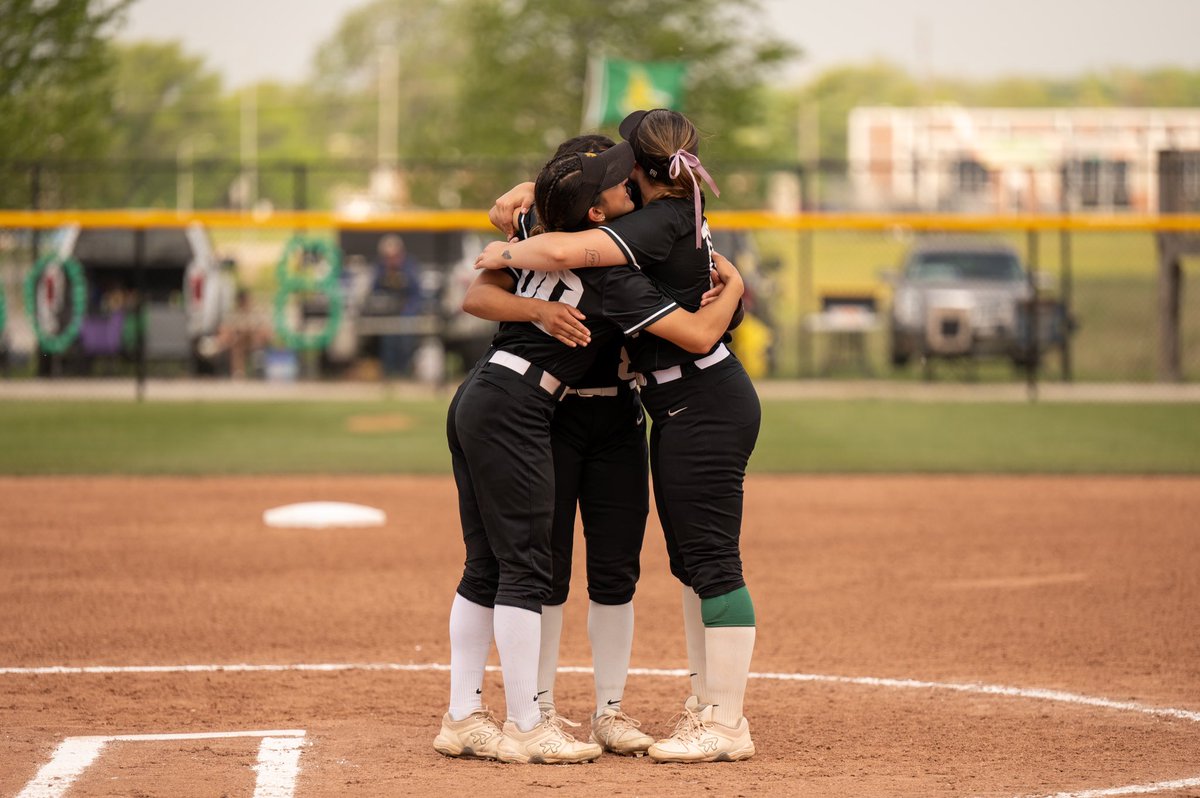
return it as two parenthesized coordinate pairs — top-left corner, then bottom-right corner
(470, 707), (501, 729)
(609, 711), (642, 729)
(665, 706), (708, 742)
(542, 710), (582, 741)
(598, 710), (643, 741)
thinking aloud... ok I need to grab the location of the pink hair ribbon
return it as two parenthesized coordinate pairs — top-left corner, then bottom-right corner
(669, 149), (720, 248)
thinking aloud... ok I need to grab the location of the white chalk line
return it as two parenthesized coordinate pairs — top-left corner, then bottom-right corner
(5, 662), (1199, 724)
(1036, 778), (1200, 798)
(15, 730), (306, 798)
(253, 736), (307, 798)
(14, 737), (104, 798)
(4, 662), (1197, 798)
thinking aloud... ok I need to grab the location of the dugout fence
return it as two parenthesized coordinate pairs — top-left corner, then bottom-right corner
(1, 209), (1198, 390)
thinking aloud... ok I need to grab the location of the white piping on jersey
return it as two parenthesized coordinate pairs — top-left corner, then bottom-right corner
(624, 301), (678, 335)
(598, 226), (640, 270)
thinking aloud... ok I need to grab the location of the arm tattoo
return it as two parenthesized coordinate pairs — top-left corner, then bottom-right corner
(502, 250), (513, 260)
(584, 248), (600, 267)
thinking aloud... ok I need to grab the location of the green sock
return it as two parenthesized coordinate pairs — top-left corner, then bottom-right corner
(700, 586), (755, 628)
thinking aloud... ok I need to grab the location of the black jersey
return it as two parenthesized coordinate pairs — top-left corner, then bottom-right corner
(488, 263), (676, 387)
(599, 196), (722, 373)
(516, 209), (631, 389)
(573, 337), (629, 388)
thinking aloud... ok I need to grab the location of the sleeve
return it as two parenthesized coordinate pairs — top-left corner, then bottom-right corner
(598, 201), (688, 270)
(516, 209), (537, 241)
(599, 265), (679, 335)
(508, 209), (535, 281)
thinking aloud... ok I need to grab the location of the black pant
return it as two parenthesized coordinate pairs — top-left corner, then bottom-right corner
(448, 360), (559, 612)
(548, 389), (649, 606)
(639, 356), (761, 599)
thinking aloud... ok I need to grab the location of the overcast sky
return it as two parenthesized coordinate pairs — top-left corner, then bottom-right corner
(119, 0), (1200, 88)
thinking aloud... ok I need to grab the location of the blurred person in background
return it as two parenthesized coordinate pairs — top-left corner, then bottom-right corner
(214, 288), (273, 379)
(372, 234), (425, 378)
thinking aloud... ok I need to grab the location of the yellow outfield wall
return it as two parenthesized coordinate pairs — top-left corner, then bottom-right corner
(3, 209), (1200, 233)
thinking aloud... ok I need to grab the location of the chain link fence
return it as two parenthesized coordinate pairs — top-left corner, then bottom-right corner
(0, 158), (1196, 386)
(742, 225), (1197, 383)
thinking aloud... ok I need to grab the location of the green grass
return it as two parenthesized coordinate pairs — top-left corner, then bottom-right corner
(1, 399), (1197, 475)
(0, 401), (452, 475)
(756, 401), (1200, 473)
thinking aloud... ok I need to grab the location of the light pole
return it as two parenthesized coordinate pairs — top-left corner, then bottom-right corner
(176, 134), (214, 213)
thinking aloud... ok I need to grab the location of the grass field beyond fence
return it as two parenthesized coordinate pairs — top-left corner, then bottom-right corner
(1, 399), (1197, 475)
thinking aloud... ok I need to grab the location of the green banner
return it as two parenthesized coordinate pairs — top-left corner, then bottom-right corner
(586, 57), (687, 127)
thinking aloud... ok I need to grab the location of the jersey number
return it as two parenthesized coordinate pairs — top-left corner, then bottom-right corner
(617, 346), (635, 382)
(514, 269), (584, 337)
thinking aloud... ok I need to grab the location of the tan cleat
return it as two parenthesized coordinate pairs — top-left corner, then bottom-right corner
(496, 711), (603, 764)
(647, 696), (755, 763)
(590, 706), (654, 756)
(433, 708), (504, 760)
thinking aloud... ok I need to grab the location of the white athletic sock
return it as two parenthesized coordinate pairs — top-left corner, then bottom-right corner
(447, 594), (493, 721)
(538, 603), (564, 713)
(704, 626), (756, 728)
(493, 604), (543, 731)
(681, 586), (709, 704)
(588, 600), (634, 714)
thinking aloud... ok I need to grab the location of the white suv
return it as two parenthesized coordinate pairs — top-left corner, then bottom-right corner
(50, 223), (227, 366)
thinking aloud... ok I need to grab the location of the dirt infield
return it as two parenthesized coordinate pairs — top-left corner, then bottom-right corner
(2, 475), (1199, 797)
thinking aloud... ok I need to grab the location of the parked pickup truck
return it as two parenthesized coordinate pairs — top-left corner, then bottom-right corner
(886, 238), (1035, 369)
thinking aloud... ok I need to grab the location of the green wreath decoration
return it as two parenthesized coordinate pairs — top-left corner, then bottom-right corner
(23, 254), (87, 354)
(273, 235), (343, 351)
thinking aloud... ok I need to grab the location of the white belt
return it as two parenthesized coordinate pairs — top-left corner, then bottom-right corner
(563, 386), (621, 397)
(638, 343), (731, 386)
(488, 350), (567, 397)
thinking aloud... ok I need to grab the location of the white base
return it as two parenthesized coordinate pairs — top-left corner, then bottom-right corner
(262, 502), (386, 529)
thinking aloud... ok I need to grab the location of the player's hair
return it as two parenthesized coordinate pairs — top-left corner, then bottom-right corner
(553, 134), (615, 158)
(627, 109), (701, 200)
(530, 154), (592, 236)
(526, 135), (618, 236)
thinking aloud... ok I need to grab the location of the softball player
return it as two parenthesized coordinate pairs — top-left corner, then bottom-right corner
(475, 109), (762, 763)
(437, 140), (745, 764)
(465, 135), (657, 757)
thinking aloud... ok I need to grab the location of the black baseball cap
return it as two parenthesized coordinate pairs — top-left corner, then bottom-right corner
(618, 109), (661, 142)
(563, 140), (635, 228)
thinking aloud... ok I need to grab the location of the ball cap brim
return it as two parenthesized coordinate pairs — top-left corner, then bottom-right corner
(578, 140), (635, 195)
(559, 140), (634, 230)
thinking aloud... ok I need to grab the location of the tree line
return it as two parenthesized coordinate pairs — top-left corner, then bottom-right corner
(3, 0), (1199, 210)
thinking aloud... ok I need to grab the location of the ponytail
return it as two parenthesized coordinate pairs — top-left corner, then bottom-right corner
(624, 109), (718, 247)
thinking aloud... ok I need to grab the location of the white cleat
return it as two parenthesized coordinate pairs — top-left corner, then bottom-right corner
(647, 696), (755, 764)
(496, 711), (603, 764)
(590, 706), (655, 756)
(432, 708), (503, 760)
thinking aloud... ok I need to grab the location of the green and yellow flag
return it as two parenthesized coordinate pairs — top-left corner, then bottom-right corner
(583, 57), (687, 128)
